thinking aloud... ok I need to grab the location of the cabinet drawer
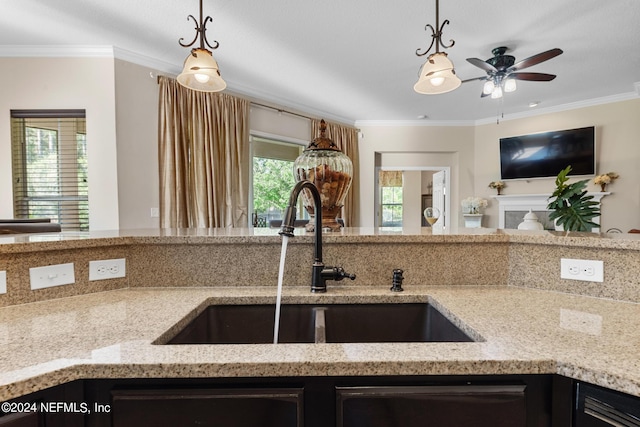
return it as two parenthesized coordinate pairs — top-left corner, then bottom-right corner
(337, 384), (526, 427)
(111, 387), (303, 427)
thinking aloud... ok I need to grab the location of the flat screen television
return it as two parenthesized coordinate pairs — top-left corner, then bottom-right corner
(499, 126), (596, 180)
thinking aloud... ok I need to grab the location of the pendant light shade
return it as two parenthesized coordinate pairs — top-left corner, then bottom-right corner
(414, 52), (461, 94)
(177, 48), (227, 92)
(176, 0), (226, 92)
(413, 0), (460, 95)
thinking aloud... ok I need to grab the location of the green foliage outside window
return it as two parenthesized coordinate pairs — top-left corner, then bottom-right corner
(252, 157), (297, 216)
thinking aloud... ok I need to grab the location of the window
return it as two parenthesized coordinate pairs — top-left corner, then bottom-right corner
(11, 110), (88, 231)
(379, 170), (403, 227)
(250, 136), (304, 227)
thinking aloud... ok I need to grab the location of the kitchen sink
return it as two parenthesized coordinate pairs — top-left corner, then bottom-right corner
(164, 303), (474, 345)
(323, 303), (473, 343)
(167, 304), (317, 344)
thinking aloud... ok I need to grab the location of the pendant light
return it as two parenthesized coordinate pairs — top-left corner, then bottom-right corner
(414, 0), (461, 95)
(176, 0), (227, 92)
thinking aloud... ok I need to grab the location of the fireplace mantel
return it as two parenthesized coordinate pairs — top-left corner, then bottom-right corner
(493, 192), (610, 231)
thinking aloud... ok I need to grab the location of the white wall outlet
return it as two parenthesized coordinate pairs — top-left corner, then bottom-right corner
(89, 258), (126, 281)
(560, 258), (604, 282)
(30, 263), (75, 290)
(150, 207), (159, 218)
(0, 271), (6, 294)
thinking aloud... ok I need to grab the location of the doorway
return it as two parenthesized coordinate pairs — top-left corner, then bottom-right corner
(375, 166), (450, 230)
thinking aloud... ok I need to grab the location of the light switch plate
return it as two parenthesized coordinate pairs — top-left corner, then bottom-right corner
(30, 263), (75, 290)
(0, 271), (6, 294)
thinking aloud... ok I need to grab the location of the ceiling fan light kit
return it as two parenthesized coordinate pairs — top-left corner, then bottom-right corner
(176, 0), (227, 92)
(464, 46), (562, 99)
(414, 0), (461, 95)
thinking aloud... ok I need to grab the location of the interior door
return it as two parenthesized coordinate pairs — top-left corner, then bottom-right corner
(432, 170), (446, 231)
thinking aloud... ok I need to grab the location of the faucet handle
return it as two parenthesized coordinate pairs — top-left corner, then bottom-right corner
(322, 266), (356, 282)
(336, 267), (356, 281)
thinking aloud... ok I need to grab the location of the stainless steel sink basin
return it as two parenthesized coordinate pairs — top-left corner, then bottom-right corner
(165, 303), (474, 345)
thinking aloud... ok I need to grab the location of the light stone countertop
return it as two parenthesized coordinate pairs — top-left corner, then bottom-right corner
(2, 227), (640, 253)
(1, 285), (639, 401)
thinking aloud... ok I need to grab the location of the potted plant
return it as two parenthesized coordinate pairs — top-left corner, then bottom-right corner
(488, 180), (505, 195)
(461, 197), (487, 228)
(547, 166), (600, 231)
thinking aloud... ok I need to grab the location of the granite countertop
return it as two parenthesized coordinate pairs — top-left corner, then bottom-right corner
(1, 285), (639, 401)
(2, 227), (640, 253)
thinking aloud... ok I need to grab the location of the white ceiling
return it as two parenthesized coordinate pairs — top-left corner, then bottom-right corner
(2, 0), (639, 124)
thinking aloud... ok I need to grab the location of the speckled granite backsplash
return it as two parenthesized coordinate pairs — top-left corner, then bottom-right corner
(1, 228), (639, 307)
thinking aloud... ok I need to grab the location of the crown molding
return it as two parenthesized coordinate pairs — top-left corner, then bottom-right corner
(0, 45), (115, 57)
(355, 119), (475, 127)
(112, 47), (181, 75)
(474, 90), (640, 126)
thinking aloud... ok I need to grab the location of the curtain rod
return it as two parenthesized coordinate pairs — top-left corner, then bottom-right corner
(250, 102), (316, 122)
(155, 75), (359, 130)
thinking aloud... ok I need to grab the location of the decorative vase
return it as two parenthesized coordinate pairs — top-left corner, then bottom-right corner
(463, 214), (483, 228)
(293, 120), (353, 231)
(517, 210), (544, 230)
(496, 188), (502, 195)
(600, 184), (606, 192)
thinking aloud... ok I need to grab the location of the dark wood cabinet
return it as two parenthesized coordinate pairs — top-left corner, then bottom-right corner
(110, 387), (303, 427)
(2, 374), (579, 427)
(0, 412), (42, 427)
(337, 384), (526, 427)
(0, 382), (83, 427)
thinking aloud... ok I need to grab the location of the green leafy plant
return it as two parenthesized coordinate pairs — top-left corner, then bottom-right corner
(547, 166), (600, 231)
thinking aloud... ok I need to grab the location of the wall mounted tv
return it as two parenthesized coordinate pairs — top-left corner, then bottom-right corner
(499, 126), (596, 180)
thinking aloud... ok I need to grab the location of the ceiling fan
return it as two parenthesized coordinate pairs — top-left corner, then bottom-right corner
(463, 46), (563, 99)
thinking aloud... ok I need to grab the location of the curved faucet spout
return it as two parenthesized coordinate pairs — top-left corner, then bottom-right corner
(278, 180), (355, 292)
(279, 180), (323, 265)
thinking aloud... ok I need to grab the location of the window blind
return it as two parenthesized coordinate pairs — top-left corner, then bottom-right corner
(11, 110), (88, 231)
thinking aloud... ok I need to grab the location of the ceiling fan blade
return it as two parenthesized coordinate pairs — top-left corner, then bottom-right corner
(461, 76), (487, 84)
(510, 72), (557, 81)
(466, 57), (497, 73)
(508, 48), (563, 72)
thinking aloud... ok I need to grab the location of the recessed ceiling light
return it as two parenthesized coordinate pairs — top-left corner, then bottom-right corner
(417, 114), (429, 119)
(529, 101), (540, 108)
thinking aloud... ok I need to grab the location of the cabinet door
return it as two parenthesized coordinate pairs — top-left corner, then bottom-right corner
(111, 387), (303, 427)
(0, 412), (42, 427)
(337, 385), (526, 427)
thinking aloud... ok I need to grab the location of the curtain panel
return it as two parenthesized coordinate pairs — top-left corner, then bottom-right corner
(311, 119), (360, 227)
(158, 76), (249, 228)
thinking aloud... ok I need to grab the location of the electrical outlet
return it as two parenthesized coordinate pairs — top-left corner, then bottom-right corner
(89, 258), (126, 281)
(0, 270), (6, 294)
(560, 258), (604, 282)
(30, 263), (75, 290)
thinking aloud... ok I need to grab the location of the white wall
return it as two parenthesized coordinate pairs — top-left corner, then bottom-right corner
(0, 57), (119, 230)
(357, 125), (475, 228)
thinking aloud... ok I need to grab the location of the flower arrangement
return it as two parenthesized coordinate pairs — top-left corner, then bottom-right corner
(593, 172), (619, 191)
(488, 180), (505, 195)
(461, 197), (488, 214)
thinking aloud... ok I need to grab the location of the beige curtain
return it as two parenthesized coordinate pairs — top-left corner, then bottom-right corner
(158, 76), (249, 228)
(379, 170), (403, 187)
(311, 119), (360, 226)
